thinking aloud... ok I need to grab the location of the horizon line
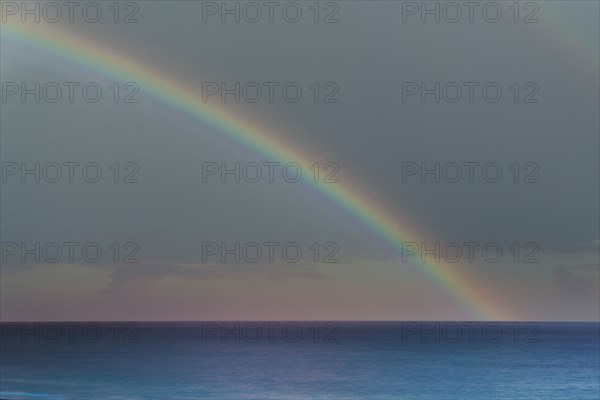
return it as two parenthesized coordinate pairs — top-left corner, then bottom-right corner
(1, 320), (599, 324)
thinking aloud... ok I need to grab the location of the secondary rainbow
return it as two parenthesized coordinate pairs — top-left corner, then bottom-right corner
(2, 20), (516, 320)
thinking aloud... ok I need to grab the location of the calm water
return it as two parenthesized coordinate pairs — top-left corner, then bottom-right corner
(1, 322), (598, 399)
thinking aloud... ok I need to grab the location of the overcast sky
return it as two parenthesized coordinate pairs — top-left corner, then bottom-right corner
(1, 1), (598, 321)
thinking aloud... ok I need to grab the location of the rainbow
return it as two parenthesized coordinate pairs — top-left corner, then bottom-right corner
(541, 3), (599, 82)
(8, 16), (589, 321)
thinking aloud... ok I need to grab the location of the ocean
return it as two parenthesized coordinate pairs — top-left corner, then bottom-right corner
(1, 322), (598, 399)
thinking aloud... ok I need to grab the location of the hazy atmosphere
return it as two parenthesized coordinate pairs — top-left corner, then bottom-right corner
(1, 1), (598, 322)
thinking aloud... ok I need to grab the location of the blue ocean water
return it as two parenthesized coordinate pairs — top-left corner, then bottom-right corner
(0, 322), (598, 399)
